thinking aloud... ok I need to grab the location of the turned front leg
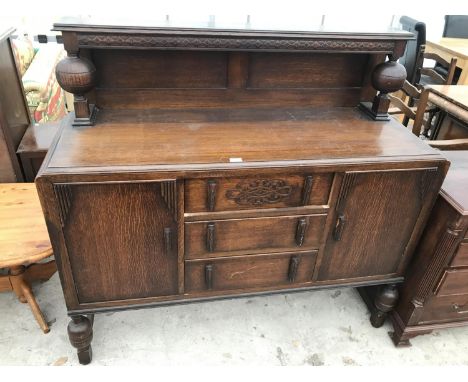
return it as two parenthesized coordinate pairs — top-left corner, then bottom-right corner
(371, 284), (399, 328)
(68, 315), (94, 365)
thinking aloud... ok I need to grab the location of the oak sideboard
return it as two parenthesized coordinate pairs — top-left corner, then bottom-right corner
(36, 18), (449, 364)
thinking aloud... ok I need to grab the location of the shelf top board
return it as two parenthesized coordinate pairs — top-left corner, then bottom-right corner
(44, 107), (441, 174)
(53, 16), (413, 40)
(440, 151), (468, 215)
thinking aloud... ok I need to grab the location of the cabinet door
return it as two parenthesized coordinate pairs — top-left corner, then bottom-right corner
(55, 181), (178, 303)
(318, 169), (434, 281)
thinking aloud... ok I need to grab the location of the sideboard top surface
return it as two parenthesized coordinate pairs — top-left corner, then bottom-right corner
(53, 16), (412, 39)
(43, 107), (440, 173)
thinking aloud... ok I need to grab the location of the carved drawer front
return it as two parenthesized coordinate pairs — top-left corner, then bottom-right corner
(434, 268), (468, 297)
(185, 251), (318, 293)
(185, 174), (333, 213)
(420, 294), (468, 324)
(185, 214), (327, 259)
(450, 241), (468, 267)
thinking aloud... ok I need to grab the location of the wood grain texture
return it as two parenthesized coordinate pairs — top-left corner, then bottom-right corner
(185, 173), (333, 213)
(93, 50), (228, 89)
(62, 181), (178, 303)
(450, 241), (468, 267)
(185, 213), (326, 259)
(435, 269), (468, 296)
(0, 184), (52, 268)
(319, 169), (435, 280)
(47, 108), (437, 170)
(247, 53), (367, 88)
(185, 251), (317, 292)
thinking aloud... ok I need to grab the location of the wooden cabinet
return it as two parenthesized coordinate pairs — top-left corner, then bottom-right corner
(389, 151), (468, 346)
(35, 18), (449, 364)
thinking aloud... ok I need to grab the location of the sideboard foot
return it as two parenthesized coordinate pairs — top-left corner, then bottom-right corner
(371, 284), (399, 328)
(68, 315), (93, 365)
(358, 284), (399, 328)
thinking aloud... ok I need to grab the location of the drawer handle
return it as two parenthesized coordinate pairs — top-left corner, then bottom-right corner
(205, 264), (213, 290)
(288, 255), (301, 283)
(207, 180), (217, 211)
(453, 303), (468, 314)
(206, 222), (216, 252)
(333, 213), (346, 241)
(164, 227), (172, 255)
(295, 218), (308, 247)
(301, 175), (314, 205)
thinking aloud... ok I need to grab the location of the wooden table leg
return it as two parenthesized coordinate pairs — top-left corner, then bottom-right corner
(9, 265), (50, 334)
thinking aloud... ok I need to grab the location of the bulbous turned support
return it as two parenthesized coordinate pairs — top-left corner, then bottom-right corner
(55, 54), (98, 126)
(68, 315), (94, 365)
(370, 284), (399, 328)
(359, 58), (407, 121)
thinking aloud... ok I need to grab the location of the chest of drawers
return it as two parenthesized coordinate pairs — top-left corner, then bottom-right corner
(36, 18), (449, 364)
(390, 151), (468, 346)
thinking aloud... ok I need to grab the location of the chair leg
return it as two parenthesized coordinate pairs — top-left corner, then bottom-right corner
(9, 266), (50, 333)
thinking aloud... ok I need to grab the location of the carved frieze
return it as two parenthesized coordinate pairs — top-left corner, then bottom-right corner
(77, 33), (396, 52)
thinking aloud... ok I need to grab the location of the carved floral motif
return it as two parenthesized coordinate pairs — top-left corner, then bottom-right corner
(77, 34), (395, 52)
(225, 179), (292, 206)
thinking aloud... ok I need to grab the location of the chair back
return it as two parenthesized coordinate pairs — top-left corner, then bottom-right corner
(443, 15), (468, 38)
(399, 16), (426, 84)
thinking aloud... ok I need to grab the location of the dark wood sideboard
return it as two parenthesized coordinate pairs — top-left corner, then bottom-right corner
(390, 151), (468, 346)
(36, 19), (449, 364)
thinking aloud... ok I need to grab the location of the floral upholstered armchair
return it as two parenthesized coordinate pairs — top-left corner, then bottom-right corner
(11, 35), (68, 124)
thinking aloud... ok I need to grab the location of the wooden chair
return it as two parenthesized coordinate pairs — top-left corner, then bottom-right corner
(420, 50), (458, 86)
(0, 183), (56, 333)
(388, 80), (427, 127)
(390, 46), (459, 132)
(399, 16), (426, 86)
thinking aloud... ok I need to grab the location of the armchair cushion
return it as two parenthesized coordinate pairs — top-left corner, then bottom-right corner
(11, 35), (35, 77)
(21, 44), (67, 123)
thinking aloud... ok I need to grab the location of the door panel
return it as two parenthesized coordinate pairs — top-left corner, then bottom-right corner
(318, 169), (432, 280)
(57, 181), (178, 303)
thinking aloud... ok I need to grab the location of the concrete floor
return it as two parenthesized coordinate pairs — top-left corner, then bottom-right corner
(1, 273), (468, 366)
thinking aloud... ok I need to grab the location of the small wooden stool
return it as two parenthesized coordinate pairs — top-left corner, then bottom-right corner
(0, 184), (56, 333)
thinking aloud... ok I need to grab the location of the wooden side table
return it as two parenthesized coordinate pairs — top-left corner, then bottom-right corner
(17, 122), (60, 182)
(0, 183), (56, 333)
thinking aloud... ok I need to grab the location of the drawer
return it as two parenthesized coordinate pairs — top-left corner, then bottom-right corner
(185, 214), (327, 259)
(185, 173), (333, 213)
(420, 294), (468, 324)
(450, 241), (468, 267)
(185, 251), (317, 293)
(435, 268), (468, 297)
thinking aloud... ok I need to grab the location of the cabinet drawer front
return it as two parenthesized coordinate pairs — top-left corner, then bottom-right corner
(185, 251), (317, 292)
(185, 214), (326, 259)
(421, 294), (468, 324)
(185, 174), (333, 212)
(435, 268), (468, 297)
(451, 241), (468, 267)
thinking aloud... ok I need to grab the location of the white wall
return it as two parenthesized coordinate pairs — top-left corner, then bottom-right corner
(0, 0), (466, 41)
